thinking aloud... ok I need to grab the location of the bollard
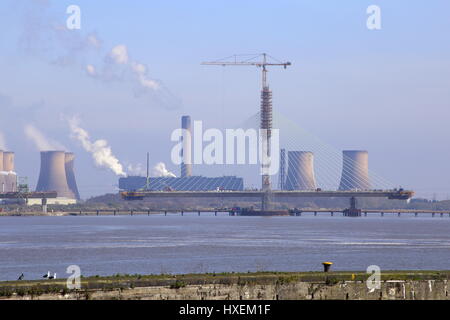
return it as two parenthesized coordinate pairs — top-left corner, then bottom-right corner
(381, 212), (384, 217)
(415, 212), (418, 217)
(322, 262), (333, 272)
(164, 211), (167, 216)
(131, 210), (133, 216)
(96, 210), (99, 216)
(148, 210), (150, 216)
(314, 212), (317, 216)
(181, 211), (184, 216)
(215, 211), (217, 216)
(331, 212), (334, 216)
(398, 212), (401, 217)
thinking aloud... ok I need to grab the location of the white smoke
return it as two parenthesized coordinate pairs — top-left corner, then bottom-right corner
(24, 124), (66, 151)
(0, 131), (7, 150)
(109, 44), (129, 64)
(152, 162), (176, 178)
(68, 118), (125, 176)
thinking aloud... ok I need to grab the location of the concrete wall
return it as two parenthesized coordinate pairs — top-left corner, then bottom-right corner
(3, 279), (449, 300)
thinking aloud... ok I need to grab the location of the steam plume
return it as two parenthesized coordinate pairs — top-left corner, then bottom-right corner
(152, 162), (176, 178)
(24, 124), (65, 151)
(68, 118), (125, 176)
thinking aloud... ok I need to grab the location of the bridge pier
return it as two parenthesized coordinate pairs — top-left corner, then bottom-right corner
(181, 211), (184, 216)
(198, 211), (200, 216)
(432, 212), (435, 217)
(164, 211), (167, 216)
(364, 212), (367, 217)
(41, 198), (47, 214)
(343, 197), (361, 217)
(381, 212), (384, 217)
(214, 211), (217, 216)
(331, 212), (334, 217)
(398, 212), (401, 217)
(415, 212), (418, 217)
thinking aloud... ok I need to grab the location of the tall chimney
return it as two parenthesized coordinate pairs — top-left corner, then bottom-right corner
(0, 151), (4, 192)
(181, 115), (192, 177)
(64, 152), (80, 200)
(36, 151), (74, 198)
(285, 151), (317, 190)
(3, 152), (16, 192)
(338, 150), (370, 190)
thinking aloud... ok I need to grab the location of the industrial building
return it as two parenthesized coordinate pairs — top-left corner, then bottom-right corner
(35, 151), (80, 203)
(119, 175), (244, 191)
(118, 115), (244, 192)
(0, 150), (17, 192)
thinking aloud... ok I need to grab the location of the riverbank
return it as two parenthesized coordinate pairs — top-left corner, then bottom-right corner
(1, 270), (449, 300)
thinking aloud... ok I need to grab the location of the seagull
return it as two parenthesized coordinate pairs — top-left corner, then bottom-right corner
(43, 271), (50, 279)
(49, 273), (56, 280)
(17, 273), (24, 281)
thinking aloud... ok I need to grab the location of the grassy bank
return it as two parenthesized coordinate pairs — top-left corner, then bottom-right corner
(1, 270), (449, 298)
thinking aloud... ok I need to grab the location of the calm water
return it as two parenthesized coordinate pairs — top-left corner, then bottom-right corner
(1, 213), (450, 281)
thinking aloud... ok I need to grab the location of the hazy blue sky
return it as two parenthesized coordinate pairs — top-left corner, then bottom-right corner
(0, 0), (449, 199)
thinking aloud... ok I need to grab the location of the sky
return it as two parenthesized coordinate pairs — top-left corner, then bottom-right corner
(0, 0), (449, 199)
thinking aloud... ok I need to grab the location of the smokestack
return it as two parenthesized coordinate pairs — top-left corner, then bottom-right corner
(278, 148), (286, 190)
(64, 152), (80, 200)
(3, 152), (16, 192)
(36, 151), (75, 198)
(338, 150), (370, 190)
(285, 151), (317, 190)
(181, 115), (192, 178)
(0, 151), (4, 192)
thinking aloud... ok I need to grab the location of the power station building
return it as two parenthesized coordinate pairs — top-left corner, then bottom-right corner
(119, 175), (244, 192)
(0, 150), (17, 192)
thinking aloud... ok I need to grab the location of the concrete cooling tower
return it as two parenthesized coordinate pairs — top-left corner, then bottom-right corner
(181, 115), (192, 178)
(3, 152), (16, 192)
(285, 151), (317, 190)
(64, 152), (80, 200)
(338, 150), (371, 190)
(36, 151), (75, 198)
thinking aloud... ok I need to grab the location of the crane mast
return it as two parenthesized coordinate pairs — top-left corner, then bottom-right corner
(202, 53), (291, 210)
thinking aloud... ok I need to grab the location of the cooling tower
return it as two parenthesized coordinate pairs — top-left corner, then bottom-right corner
(181, 115), (192, 178)
(285, 151), (317, 190)
(338, 150), (371, 190)
(64, 152), (80, 200)
(36, 151), (75, 198)
(3, 152), (16, 192)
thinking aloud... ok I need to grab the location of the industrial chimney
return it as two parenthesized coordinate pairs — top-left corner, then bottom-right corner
(64, 152), (80, 200)
(285, 151), (317, 190)
(181, 115), (192, 178)
(36, 151), (74, 198)
(338, 150), (371, 190)
(3, 152), (16, 192)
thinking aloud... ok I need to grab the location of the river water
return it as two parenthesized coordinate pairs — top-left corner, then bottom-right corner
(1, 213), (449, 281)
